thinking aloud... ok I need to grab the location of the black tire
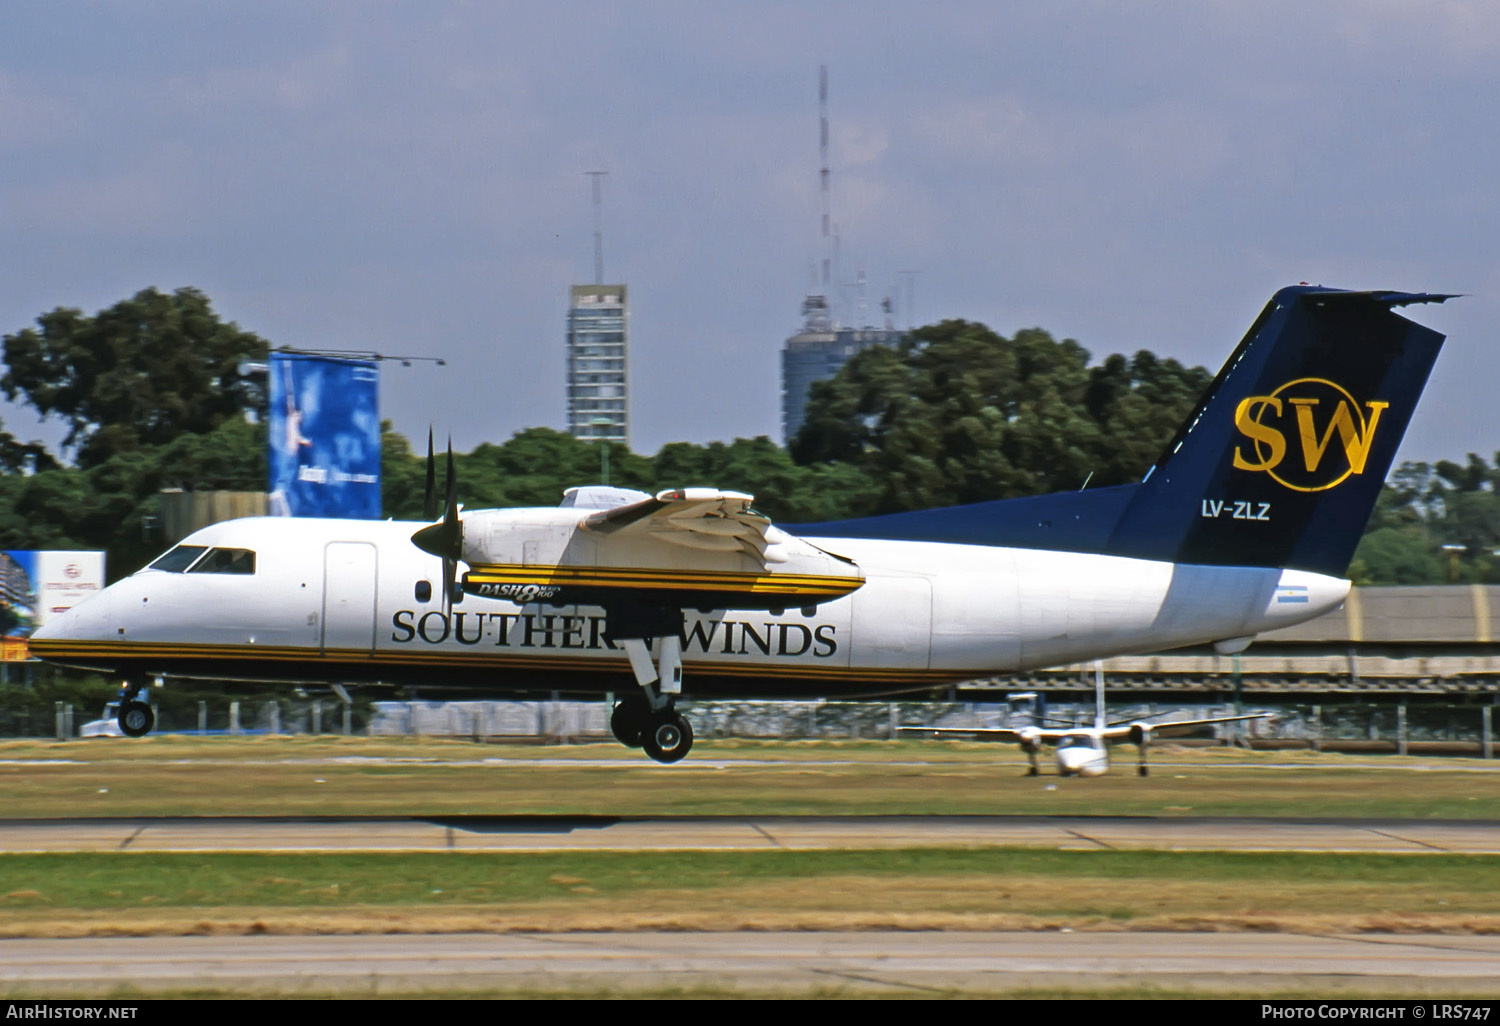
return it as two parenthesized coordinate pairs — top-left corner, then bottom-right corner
(610, 700), (647, 748)
(118, 701), (154, 738)
(642, 714), (693, 764)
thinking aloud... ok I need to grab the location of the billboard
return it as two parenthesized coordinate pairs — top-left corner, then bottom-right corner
(0, 550), (106, 661)
(267, 352), (381, 519)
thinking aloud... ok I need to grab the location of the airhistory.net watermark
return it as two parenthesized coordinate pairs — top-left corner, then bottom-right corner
(4, 1007), (137, 1019)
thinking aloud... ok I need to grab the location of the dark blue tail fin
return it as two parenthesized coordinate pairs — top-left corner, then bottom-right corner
(1105, 286), (1450, 574)
(791, 286), (1451, 577)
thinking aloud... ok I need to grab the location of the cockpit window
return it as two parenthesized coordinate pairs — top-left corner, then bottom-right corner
(189, 547), (257, 575)
(148, 545), (208, 573)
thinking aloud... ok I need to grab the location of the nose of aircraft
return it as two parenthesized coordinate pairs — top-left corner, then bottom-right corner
(28, 587), (114, 652)
(1056, 744), (1106, 777)
(1056, 747), (1089, 772)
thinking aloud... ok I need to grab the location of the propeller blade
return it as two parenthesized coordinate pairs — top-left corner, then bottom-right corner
(412, 438), (463, 559)
(444, 437), (457, 529)
(422, 428), (437, 521)
(412, 436), (464, 611)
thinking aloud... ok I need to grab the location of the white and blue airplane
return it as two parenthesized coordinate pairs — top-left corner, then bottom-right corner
(899, 669), (1273, 777)
(30, 286), (1451, 763)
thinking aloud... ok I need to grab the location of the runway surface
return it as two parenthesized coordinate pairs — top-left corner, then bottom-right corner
(4, 931), (1498, 995)
(4, 813), (1500, 853)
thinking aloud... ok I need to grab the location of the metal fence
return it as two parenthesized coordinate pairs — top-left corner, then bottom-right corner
(21, 697), (1499, 757)
(34, 698), (358, 740)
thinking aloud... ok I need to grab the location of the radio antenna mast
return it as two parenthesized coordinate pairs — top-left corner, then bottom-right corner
(586, 168), (608, 285)
(819, 65), (831, 297)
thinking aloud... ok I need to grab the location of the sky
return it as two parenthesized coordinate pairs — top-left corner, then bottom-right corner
(2, 1), (1496, 467)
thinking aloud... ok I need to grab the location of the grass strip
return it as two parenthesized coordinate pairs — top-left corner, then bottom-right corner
(3, 848), (1499, 930)
(4, 736), (1500, 819)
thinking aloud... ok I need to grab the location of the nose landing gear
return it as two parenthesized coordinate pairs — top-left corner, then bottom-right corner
(116, 679), (155, 737)
(118, 701), (154, 738)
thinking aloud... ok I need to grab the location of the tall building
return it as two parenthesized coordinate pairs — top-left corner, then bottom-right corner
(566, 284), (628, 444)
(781, 318), (904, 444)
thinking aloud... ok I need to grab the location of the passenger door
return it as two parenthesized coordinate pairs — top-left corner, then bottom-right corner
(322, 542), (377, 657)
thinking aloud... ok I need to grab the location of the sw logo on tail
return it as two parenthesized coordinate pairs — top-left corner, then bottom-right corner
(1233, 378), (1389, 491)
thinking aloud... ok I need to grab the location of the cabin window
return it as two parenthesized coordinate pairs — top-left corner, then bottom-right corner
(414, 581), (432, 603)
(188, 547), (257, 575)
(147, 545), (208, 573)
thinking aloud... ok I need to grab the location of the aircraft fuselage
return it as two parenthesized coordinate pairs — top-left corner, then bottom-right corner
(32, 513), (1348, 697)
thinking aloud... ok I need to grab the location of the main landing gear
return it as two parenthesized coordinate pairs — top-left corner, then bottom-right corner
(611, 695), (694, 764)
(116, 679), (155, 738)
(1129, 724), (1151, 777)
(1023, 740), (1040, 777)
(611, 634), (694, 764)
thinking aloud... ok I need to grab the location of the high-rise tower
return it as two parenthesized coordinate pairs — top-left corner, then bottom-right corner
(566, 284), (628, 445)
(568, 170), (628, 446)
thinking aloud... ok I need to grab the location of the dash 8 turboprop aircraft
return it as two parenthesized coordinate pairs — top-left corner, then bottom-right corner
(30, 286), (1451, 763)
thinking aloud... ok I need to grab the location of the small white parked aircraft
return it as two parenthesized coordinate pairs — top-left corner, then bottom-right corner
(900, 668), (1272, 777)
(30, 287), (1452, 763)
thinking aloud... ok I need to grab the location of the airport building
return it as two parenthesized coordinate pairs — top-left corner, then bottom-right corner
(995, 584), (1500, 698)
(565, 284), (629, 445)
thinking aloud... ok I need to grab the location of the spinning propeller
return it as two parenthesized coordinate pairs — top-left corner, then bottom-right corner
(422, 428), (438, 520)
(411, 430), (462, 609)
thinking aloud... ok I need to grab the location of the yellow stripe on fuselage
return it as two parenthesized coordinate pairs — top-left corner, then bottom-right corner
(464, 563), (864, 598)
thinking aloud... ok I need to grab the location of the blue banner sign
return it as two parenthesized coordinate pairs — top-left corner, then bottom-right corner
(268, 352), (381, 518)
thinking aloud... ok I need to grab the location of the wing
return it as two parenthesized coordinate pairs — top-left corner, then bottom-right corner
(462, 487), (863, 612)
(897, 726), (1027, 743)
(581, 488), (778, 564)
(1100, 712), (1273, 740)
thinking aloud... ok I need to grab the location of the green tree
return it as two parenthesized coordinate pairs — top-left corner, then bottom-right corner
(2, 287), (268, 468)
(653, 436), (880, 522)
(462, 428), (654, 510)
(1351, 454), (1500, 584)
(789, 321), (1211, 514)
(381, 426), (429, 521)
(0, 416), (57, 474)
(0, 416), (265, 578)
(384, 427), (658, 520)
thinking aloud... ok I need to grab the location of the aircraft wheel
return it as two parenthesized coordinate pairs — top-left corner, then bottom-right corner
(610, 700), (648, 748)
(1138, 765), (1149, 777)
(642, 714), (693, 764)
(1025, 766), (1038, 777)
(118, 701), (154, 738)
